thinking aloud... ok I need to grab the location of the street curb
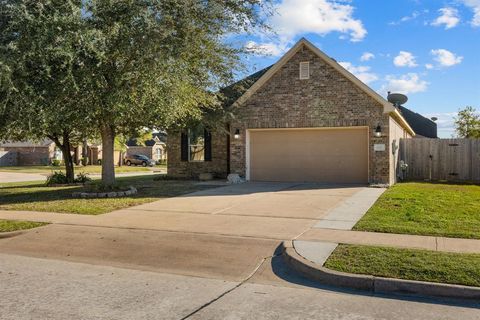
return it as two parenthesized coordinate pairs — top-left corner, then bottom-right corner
(281, 241), (480, 301)
(0, 230), (24, 239)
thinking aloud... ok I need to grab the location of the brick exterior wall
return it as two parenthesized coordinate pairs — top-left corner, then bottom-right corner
(168, 44), (405, 184)
(167, 130), (229, 179)
(127, 145), (167, 161)
(230, 46), (392, 184)
(0, 146), (53, 165)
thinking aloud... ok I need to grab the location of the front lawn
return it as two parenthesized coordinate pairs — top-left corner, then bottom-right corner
(0, 176), (217, 215)
(0, 165), (165, 174)
(354, 182), (480, 239)
(0, 219), (48, 233)
(324, 244), (480, 287)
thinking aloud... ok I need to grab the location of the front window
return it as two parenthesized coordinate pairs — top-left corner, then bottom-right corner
(189, 127), (205, 161)
(156, 148), (162, 159)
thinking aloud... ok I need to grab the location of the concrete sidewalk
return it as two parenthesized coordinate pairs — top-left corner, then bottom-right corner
(292, 186), (480, 269)
(298, 228), (480, 254)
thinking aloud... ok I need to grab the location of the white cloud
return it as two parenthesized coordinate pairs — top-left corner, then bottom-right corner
(460, 0), (480, 27)
(393, 51), (418, 67)
(389, 11), (421, 25)
(244, 41), (285, 56)
(430, 49), (463, 67)
(360, 52), (375, 62)
(425, 63), (434, 69)
(272, 0), (367, 42)
(247, 0), (367, 57)
(431, 7), (460, 29)
(380, 73), (428, 94)
(339, 62), (378, 84)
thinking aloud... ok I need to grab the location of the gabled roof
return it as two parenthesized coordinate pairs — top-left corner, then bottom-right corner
(229, 38), (415, 136)
(398, 106), (437, 138)
(220, 66), (272, 107)
(0, 139), (54, 148)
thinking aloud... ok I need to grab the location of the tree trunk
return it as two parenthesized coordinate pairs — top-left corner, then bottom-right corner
(82, 138), (88, 166)
(100, 124), (116, 185)
(118, 151), (123, 167)
(62, 144), (75, 183)
(49, 133), (75, 183)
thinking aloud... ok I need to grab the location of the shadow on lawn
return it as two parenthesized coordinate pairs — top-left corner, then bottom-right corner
(0, 179), (219, 207)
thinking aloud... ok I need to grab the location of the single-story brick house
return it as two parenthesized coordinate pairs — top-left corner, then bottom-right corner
(0, 139), (60, 165)
(168, 38), (432, 185)
(126, 133), (167, 162)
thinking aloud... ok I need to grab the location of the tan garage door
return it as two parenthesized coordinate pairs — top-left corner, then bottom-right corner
(249, 128), (368, 183)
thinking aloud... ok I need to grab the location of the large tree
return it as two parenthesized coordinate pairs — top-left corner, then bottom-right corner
(454, 106), (480, 138)
(78, 0), (271, 185)
(1, 0), (271, 185)
(0, 0), (92, 182)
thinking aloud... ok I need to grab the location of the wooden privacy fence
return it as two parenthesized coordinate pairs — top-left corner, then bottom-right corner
(399, 138), (480, 182)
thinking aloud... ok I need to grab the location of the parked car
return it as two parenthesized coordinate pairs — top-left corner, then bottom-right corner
(124, 154), (155, 167)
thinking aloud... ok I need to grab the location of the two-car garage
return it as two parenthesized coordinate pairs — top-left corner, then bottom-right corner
(247, 127), (369, 184)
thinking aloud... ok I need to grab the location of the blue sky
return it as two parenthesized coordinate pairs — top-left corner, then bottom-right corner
(235, 0), (480, 137)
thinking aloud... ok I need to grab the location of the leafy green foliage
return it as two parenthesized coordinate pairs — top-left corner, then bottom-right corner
(1, 0), (272, 185)
(454, 106), (480, 138)
(51, 160), (62, 167)
(75, 172), (92, 184)
(0, 0), (95, 182)
(45, 171), (69, 186)
(45, 171), (92, 185)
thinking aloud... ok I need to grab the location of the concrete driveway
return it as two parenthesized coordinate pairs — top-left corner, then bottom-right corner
(0, 182), (368, 240)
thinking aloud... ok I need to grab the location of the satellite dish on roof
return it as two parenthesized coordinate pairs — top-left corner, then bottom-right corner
(387, 92), (408, 107)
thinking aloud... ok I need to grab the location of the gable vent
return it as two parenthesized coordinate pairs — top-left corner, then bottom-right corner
(299, 61), (310, 80)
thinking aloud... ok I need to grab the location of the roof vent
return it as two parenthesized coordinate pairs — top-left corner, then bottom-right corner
(387, 92), (408, 107)
(299, 62), (310, 80)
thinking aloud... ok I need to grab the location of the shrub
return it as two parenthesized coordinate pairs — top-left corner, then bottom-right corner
(51, 159), (62, 166)
(75, 172), (91, 184)
(45, 171), (68, 185)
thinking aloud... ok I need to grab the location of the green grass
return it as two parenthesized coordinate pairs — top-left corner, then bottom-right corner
(354, 182), (480, 239)
(0, 175), (217, 215)
(0, 165), (165, 174)
(325, 244), (480, 287)
(0, 219), (48, 233)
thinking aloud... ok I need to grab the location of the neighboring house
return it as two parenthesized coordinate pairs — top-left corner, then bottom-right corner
(168, 38), (420, 185)
(126, 133), (167, 162)
(0, 139), (60, 166)
(398, 106), (437, 138)
(0, 139), (108, 166)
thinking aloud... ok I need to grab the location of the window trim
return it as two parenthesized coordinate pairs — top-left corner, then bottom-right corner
(188, 128), (206, 162)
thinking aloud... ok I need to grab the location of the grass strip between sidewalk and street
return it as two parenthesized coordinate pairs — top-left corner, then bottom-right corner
(324, 244), (480, 287)
(0, 219), (48, 233)
(354, 182), (480, 239)
(0, 175), (218, 215)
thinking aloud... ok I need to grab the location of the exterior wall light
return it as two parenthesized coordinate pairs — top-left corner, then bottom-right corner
(374, 125), (382, 137)
(234, 129), (241, 139)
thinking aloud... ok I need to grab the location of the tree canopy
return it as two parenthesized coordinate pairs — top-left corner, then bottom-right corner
(0, 0), (94, 181)
(0, 0), (272, 184)
(454, 106), (480, 138)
